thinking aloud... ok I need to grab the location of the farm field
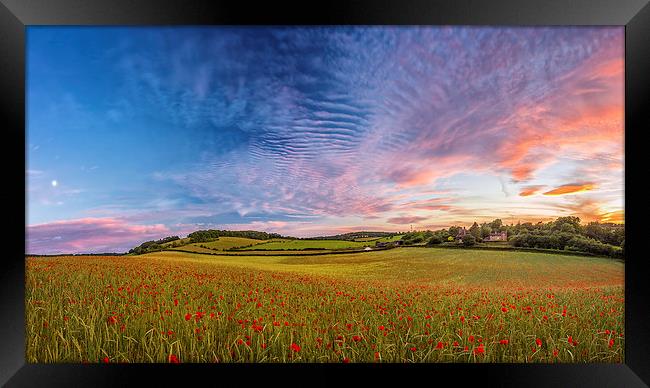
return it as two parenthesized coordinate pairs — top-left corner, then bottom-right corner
(353, 235), (403, 242)
(161, 237), (191, 247)
(168, 249), (346, 256)
(25, 248), (624, 363)
(238, 239), (372, 250)
(169, 237), (270, 253)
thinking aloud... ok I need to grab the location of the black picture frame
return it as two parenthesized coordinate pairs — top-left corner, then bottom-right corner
(2, 0), (649, 386)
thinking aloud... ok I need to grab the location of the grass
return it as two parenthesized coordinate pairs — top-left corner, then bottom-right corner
(238, 239), (372, 250)
(26, 248), (624, 363)
(169, 237), (269, 253)
(160, 237), (192, 248)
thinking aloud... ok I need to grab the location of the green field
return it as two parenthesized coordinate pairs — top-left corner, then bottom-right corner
(353, 235), (403, 242)
(169, 237), (270, 253)
(161, 237), (191, 247)
(239, 239), (372, 250)
(26, 247), (624, 363)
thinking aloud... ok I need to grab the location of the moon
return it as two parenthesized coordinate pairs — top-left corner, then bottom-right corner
(51, 180), (58, 187)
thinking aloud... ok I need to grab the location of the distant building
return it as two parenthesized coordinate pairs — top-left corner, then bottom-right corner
(456, 227), (468, 241)
(484, 231), (507, 241)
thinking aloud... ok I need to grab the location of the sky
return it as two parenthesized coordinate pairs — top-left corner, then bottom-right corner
(26, 26), (624, 254)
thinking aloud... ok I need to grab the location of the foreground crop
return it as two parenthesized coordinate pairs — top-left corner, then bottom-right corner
(26, 249), (624, 363)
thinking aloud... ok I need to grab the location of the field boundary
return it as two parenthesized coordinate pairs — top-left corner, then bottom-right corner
(403, 244), (619, 259)
(162, 247), (395, 257)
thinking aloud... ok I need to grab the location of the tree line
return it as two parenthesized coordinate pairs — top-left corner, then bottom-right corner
(187, 230), (285, 243)
(400, 217), (624, 258)
(128, 236), (180, 255)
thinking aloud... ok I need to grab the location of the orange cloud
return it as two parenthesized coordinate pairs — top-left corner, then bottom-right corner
(519, 186), (544, 197)
(600, 210), (624, 224)
(543, 183), (595, 196)
(491, 41), (623, 182)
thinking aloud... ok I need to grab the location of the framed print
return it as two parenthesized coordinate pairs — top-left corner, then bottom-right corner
(2, 0), (649, 386)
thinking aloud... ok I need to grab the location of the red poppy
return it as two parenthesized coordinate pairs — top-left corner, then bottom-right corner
(343, 357), (350, 363)
(553, 349), (559, 357)
(107, 316), (117, 325)
(568, 336), (577, 346)
(290, 343), (301, 352)
(168, 354), (179, 363)
(499, 339), (509, 345)
(535, 338), (542, 347)
(374, 352), (380, 360)
(352, 335), (362, 342)
(378, 325), (385, 331)
(184, 313), (192, 321)
(261, 343), (267, 349)
(102, 357), (109, 363)
(435, 342), (444, 349)
(468, 335), (475, 343)
(608, 339), (615, 348)
(410, 346), (417, 352)
(474, 344), (485, 355)
(501, 307), (508, 313)
(453, 341), (459, 347)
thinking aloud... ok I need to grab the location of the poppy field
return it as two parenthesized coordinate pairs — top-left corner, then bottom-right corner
(25, 248), (624, 363)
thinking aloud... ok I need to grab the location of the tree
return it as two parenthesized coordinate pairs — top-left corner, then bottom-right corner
(448, 226), (461, 237)
(554, 216), (581, 233)
(480, 225), (492, 239)
(469, 222), (481, 240)
(620, 239), (625, 257)
(462, 235), (476, 246)
(427, 235), (442, 245)
(560, 223), (576, 234)
(490, 219), (503, 231)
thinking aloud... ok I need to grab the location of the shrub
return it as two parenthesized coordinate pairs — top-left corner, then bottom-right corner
(461, 235), (476, 246)
(565, 236), (622, 258)
(427, 236), (442, 245)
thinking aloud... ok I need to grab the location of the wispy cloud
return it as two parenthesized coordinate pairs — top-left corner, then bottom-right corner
(387, 216), (429, 225)
(519, 186), (545, 197)
(26, 218), (171, 254)
(543, 183), (596, 196)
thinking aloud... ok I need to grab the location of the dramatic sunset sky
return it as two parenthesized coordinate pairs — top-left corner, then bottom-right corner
(26, 27), (624, 254)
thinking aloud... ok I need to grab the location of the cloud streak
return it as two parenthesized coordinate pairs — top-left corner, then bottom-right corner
(543, 183), (596, 196)
(27, 218), (171, 254)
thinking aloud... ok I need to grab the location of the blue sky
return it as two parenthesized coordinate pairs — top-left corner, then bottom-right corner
(26, 27), (624, 254)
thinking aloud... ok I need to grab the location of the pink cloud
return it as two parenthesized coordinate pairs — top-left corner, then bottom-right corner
(27, 217), (171, 254)
(387, 216), (429, 225)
